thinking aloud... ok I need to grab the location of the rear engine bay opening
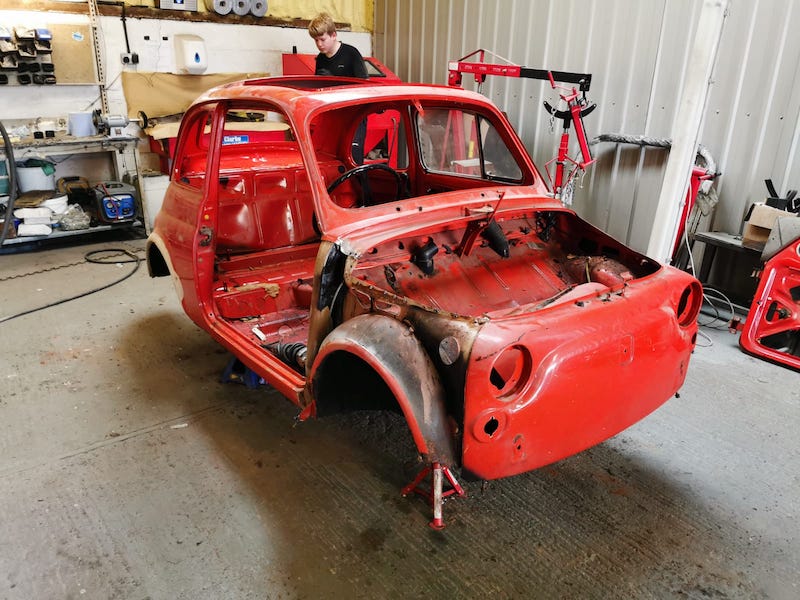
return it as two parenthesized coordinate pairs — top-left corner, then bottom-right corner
(346, 210), (659, 318)
(210, 208), (660, 369)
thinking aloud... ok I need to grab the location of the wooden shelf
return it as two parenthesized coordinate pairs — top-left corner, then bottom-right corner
(0, 2), (351, 30)
(3, 135), (139, 155)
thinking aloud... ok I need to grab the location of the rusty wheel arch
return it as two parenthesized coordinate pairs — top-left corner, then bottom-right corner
(310, 314), (457, 466)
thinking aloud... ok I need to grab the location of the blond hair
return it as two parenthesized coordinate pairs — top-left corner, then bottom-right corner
(308, 13), (336, 38)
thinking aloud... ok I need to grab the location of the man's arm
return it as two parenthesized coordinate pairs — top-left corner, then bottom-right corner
(354, 56), (368, 79)
(347, 45), (368, 79)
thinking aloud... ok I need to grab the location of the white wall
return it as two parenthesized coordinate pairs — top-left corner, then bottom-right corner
(0, 9), (372, 121)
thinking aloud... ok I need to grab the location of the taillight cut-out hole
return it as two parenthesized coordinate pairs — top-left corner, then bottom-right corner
(677, 287), (690, 316)
(677, 282), (702, 327)
(484, 417), (499, 437)
(489, 345), (532, 398)
(489, 368), (505, 389)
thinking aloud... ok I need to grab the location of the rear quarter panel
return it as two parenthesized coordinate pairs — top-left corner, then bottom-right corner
(462, 270), (698, 479)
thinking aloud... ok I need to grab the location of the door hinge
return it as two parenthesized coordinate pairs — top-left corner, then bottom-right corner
(199, 226), (213, 246)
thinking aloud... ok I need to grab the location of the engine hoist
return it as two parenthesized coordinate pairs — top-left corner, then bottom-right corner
(448, 48), (596, 203)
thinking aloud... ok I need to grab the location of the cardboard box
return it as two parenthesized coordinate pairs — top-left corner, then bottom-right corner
(742, 203), (791, 246)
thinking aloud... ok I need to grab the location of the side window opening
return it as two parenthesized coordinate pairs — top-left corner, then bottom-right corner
(312, 104), (411, 208)
(418, 108), (522, 181)
(175, 106), (215, 189)
(221, 109), (294, 145)
(480, 118), (523, 180)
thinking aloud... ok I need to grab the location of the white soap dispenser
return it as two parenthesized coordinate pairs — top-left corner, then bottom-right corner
(174, 34), (207, 75)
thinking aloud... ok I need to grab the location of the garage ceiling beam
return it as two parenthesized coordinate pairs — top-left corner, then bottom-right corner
(0, 1), (352, 30)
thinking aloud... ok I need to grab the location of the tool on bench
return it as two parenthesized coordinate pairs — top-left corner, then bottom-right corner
(764, 179), (800, 213)
(92, 110), (149, 139)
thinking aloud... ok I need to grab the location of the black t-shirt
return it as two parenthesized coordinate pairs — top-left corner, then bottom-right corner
(315, 43), (368, 79)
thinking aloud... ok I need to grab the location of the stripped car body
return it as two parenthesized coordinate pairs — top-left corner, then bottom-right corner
(147, 76), (702, 525)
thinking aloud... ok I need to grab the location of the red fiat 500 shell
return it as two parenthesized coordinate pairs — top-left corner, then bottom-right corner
(147, 77), (702, 524)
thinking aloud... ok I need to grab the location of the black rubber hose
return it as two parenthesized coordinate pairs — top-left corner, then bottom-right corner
(0, 248), (141, 324)
(0, 120), (18, 246)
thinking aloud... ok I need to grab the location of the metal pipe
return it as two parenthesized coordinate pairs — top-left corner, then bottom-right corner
(0, 121), (18, 246)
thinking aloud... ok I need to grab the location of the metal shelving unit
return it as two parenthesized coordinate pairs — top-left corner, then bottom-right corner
(1, 134), (146, 248)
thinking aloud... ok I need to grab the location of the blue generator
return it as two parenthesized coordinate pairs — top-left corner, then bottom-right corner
(93, 181), (137, 224)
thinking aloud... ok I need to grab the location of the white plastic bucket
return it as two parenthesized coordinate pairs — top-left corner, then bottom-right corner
(17, 166), (56, 192)
(140, 174), (170, 230)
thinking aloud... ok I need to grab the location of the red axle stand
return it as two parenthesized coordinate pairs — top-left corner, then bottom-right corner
(402, 462), (466, 530)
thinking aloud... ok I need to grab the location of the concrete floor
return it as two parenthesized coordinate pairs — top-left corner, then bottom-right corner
(0, 236), (798, 600)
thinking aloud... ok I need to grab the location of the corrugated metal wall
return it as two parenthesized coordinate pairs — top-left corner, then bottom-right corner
(374, 0), (800, 256)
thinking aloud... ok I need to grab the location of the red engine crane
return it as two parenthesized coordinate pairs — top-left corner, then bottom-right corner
(447, 49), (596, 202)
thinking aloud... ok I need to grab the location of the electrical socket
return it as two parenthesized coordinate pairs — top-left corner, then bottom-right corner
(120, 52), (139, 65)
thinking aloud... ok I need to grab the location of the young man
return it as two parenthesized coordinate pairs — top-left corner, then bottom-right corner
(308, 12), (370, 166)
(307, 12), (368, 79)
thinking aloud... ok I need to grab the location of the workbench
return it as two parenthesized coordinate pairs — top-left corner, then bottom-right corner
(1, 134), (145, 248)
(692, 231), (763, 306)
(693, 231), (763, 282)
(7, 135), (140, 181)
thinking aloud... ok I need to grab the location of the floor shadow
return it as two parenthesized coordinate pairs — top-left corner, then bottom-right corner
(116, 313), (787, 599)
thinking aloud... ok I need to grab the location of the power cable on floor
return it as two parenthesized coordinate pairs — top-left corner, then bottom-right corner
(694, 329), (714, 348)
(699, 286), (737, 329)
(0, 258), (88, 282)
(0, 247), (142, 324)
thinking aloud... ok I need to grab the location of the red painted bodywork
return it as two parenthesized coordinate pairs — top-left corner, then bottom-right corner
(146, 76), (702, 488)
(739, 237), (800, 371)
